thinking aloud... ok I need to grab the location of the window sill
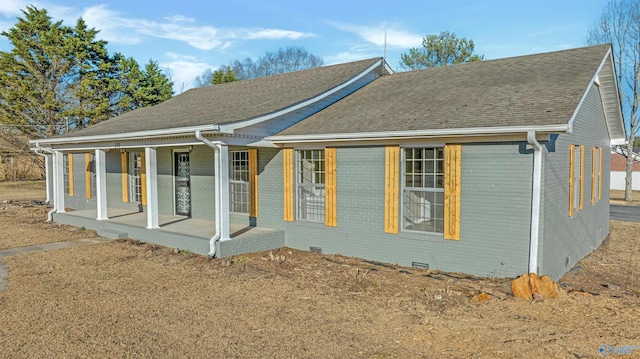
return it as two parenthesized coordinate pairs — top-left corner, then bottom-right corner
(293, 220), (328, 229)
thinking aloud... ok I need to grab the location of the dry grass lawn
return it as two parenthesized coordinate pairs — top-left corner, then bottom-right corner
(0, 182), (639, 358)
(0, 181), (97, 250)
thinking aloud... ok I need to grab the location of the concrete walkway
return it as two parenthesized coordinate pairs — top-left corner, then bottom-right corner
(0, 237), (112, 292)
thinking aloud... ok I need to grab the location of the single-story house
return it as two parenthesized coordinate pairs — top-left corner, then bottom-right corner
(31, 44), (625, 280)
(610, 151), (640, 191)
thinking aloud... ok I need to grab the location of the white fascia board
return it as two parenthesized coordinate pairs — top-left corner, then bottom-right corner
(218, 59), (384, 133)
(28, 124), (221, 146)
(268, 124), (570, 144)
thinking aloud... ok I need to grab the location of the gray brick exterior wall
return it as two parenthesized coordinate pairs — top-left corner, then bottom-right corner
(540, 85), (610, 280)
(256, 143), (534, 278)
(57, 86), (612, 279)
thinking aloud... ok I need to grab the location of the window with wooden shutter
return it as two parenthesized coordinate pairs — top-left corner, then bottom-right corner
(325, 147), (337, 227)
(249, 148), (259, 218)
(66, 153), (74, 196)
(579, 145), (584, 210)
(283, 148), (294, 221)
(444, 144), (461, 240)
(140, 152), (147, 206)
(598, 147), (603, 200)
(121, 151), (128, 203)
(85, 153), (92, 199)
(384, 146), (400, 234)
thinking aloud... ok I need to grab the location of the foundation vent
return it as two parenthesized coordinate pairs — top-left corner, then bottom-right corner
(411, 262), (429, 270)
(310, 246), (322, 254)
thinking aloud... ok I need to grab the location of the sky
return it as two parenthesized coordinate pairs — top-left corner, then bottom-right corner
(0, 0), (610, 93)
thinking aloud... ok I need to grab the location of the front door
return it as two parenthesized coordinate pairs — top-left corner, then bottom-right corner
(174, 152), (191, 216)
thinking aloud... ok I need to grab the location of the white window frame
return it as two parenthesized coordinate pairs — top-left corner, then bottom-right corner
(401, 147), (445, 234)
(129, 152), (143, 203)
(296, 149), (325, 222)
(229, 150), (250, 215)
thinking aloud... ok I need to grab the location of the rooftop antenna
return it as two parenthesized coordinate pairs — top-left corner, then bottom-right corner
(383, 30), (387, 60)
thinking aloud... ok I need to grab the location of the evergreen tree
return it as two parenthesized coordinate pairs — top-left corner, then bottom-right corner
(211, 66), (238, 85)
(0, 6), (174, 139)
(400, 31), (484, 71)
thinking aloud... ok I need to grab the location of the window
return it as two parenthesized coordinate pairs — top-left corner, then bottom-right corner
(402, 147), (444, 233)
(63, 154), (70, 195)
(230, 151), (250, 214)
(297, 149), (325, 222)
(129, 152), (143, 202)
(573, 145), (581, 211)
(569, 145), (585, 216)
(89, 153), (96, 198)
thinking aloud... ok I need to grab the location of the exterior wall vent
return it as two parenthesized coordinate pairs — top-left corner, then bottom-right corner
(310, 246), (322, 254)
(411, 262), (429, 269)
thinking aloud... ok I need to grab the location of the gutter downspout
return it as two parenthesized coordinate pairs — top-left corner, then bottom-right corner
(35, 143), (55, 221)
(527, 131), (542, 274)
(195, 130), (224, 257)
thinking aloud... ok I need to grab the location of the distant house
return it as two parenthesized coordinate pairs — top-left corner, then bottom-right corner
(610, 152), (640, 190)
(31, 45), (625, 280)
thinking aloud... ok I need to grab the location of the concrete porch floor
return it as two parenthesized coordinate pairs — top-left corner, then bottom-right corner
(54, 208), (285, 257)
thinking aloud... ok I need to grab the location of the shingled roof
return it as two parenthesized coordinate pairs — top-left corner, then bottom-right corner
(276, 45), (619, 138)
(60, 57), (382, 138)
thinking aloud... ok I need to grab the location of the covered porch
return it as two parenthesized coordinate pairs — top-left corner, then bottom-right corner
(54, 207), (285, 257)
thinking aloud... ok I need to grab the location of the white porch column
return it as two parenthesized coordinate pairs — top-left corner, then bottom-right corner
(217, 143), (231, 241)
(214, 142), (231, 241)
(53, 151), (65, 213)
(44, 154), (51, 203)
(145, 147), (159, 229)
(95, 149), (108, 220)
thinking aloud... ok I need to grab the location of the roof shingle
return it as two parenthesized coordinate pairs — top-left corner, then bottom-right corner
(62, 57), (382, 138)
(277, 45), (611, 136)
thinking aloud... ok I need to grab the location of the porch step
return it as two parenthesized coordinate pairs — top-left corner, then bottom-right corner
(97, 229), (129, 239)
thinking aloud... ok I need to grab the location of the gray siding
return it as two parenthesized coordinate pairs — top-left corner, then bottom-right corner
(540, 85), (610, 280)
(256, 143), (534, 278)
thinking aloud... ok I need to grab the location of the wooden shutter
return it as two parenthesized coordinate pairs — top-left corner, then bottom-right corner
(67, 153), (74, 197)
(591, 147), (596, 205)
(249, 148), (259, 218)
(85, 153), (92, 199)
(444, 144), (462, 240)
(579, 145), (585, 210)
(598, 147), (603, 200)
(140, 151), (147, 206)
(384, 146), (400, 234)
(121, 151), (129, 203)
(568, 145), (574, 217)
(325, 147), (337, 227)
(283, 148), (294, 221)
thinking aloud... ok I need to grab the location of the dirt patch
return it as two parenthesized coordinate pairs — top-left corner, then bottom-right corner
(610, 189), (640, 206)
(0, 222), (638, 357)
(0, 181), (97, 249)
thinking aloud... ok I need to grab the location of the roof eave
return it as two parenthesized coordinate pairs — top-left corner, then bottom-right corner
(28, 124), (222, 146)
(268, 124), (571, 144)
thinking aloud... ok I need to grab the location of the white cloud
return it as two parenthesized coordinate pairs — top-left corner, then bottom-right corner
(244, 28), (314, 40)
(78, 4), (315, 50)
(161, 53), (214, 93)
(329, 21), (423, 48)
(0, 0), (26, 17)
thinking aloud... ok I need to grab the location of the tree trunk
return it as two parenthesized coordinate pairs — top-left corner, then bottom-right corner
(625, 136), (635, 202)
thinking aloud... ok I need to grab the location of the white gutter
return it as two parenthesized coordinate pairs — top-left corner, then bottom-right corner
(268, 124), (570, 143)
(34, 144), (56, 221)
(195, 130), (231, 257)
(527, 131), (542, 274)
(30, 124), (221, 146)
